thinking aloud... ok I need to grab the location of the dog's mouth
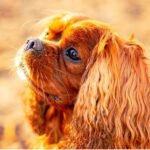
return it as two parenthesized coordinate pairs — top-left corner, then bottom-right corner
(18, 62), (62, 103)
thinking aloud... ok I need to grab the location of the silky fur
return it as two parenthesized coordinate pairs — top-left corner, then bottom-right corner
(17, 13), (150, 148)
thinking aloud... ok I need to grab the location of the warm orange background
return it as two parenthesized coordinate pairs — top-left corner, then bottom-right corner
(0, 0), (150, 148)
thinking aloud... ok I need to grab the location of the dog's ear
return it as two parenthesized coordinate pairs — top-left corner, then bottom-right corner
(24, 88), (63, 144)
(71, 32), (150, 148)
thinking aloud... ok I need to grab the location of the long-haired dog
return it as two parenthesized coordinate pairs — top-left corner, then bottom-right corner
(16, 12), (150, 148)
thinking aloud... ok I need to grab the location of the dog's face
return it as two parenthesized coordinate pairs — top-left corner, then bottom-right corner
(16, 13), (102, 108)
(16, 13), (150, 148)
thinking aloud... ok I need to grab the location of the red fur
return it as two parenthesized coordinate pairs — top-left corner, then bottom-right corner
(17, 13), (150, 148)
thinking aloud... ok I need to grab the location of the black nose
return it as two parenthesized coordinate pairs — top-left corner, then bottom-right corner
(25, 38), (44, 51)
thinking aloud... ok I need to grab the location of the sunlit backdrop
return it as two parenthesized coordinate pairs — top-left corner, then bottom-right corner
(0, 0), (150, 148)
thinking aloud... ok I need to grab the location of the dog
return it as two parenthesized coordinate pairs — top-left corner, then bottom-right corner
(16, 12), (150, 148)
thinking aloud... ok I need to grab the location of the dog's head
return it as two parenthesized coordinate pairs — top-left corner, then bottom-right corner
(16, 13), (110, 108)
(16, 13), (150, 148)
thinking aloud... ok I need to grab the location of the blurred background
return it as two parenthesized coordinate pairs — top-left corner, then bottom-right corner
(0, 0), (150, 148)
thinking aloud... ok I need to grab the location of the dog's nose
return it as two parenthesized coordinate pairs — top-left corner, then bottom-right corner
(25, 38), (44, 51)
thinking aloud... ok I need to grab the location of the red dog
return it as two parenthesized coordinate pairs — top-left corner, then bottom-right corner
(16, 13), (150, 148)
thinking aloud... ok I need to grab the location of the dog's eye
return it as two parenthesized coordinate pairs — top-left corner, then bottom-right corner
(65, 47), (81, 63)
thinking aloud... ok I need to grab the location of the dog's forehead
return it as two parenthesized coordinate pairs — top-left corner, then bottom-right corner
(47, 13), (89, 34)
(62, 20), (102, 39)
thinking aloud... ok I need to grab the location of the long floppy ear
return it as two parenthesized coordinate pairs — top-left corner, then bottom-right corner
(71, 32), (150, 148)
(24, 88), (62, 144)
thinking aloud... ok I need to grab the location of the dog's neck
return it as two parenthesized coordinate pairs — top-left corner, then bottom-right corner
(44, 105), (73, 144)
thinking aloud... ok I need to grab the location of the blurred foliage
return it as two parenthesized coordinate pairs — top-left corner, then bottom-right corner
(0, 0), (150, 148)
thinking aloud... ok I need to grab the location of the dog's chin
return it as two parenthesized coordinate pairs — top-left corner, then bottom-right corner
(17, 62), (63, 104)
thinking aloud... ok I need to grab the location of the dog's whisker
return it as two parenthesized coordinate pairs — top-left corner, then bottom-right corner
(39, 72), (48, 105)
(39, 64), (72, 98)
(40, 63), (69, 75)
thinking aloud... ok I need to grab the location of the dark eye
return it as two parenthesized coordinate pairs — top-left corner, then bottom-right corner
(65, 47), (81, 63)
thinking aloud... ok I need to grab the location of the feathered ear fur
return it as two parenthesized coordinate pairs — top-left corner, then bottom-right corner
(71, 32), (150, 148)
(24, 88), (63, 144)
